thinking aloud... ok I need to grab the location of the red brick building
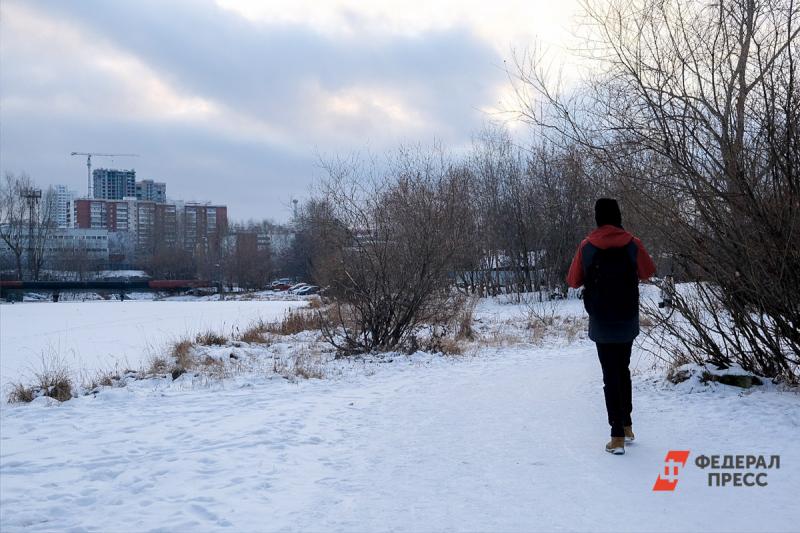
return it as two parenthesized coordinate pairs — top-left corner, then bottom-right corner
(74, 199), (220, 257)
(182, 203), (228, 255)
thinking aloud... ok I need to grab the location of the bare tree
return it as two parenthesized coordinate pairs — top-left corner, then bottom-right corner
(514, 0), (800, 380)
(0, 173), (57, 280)
(0, 172), (29, 279)
(51, 241), (99, 281)
(144, 244), (196, 279)
(30, 187), (58, 280)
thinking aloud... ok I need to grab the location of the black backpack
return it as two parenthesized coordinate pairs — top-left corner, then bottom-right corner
(583, 244), (639, 321)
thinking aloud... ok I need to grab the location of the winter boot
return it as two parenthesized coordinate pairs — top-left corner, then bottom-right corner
(624, 426), (635, 443)
(605, 437), (625, 455)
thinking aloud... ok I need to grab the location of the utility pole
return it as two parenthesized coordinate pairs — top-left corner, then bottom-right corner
(20, 187), (41, 280)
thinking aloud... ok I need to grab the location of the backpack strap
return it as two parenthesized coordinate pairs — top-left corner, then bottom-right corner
(581, 242), (599, 273)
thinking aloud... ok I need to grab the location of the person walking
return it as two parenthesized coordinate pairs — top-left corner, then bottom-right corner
(567, 198), (656, 455)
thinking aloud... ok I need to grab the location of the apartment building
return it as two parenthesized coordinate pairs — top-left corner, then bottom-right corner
(135, 180), (167, 203)
(53, 185), (77, 229)
(182, 203), (228, 255)
(135, 201), (177, 252)
(74, 198), (138, 232)
(73, 198), (163, 254)
(74, 199), (222, 257)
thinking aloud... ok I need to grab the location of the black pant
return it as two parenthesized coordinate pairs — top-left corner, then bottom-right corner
(596, 341), (633, 438)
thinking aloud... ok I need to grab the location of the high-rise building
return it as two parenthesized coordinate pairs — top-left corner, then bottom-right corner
(92, 168), (136, 200)
(135, 180), (167, 203)
(52, 185), (77, 229)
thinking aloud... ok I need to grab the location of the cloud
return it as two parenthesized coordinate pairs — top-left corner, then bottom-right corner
(0, 0), (555, 219)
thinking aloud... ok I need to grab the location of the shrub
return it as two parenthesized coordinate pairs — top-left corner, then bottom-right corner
(307, 151), (472, 355)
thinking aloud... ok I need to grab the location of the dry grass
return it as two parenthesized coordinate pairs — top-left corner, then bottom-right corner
(454, 297), (478, 341)
(238, 321), (274, 344)
(197, 355), (230, 379)
(437, 337), (464, 355)
(277, 309), (322, 335)
(256, 309), (323, 336)
(7, 355), (74, 403)
(82, 369), (122, 391)
(7, 383), (36, 403)
(525, 298), (558, 328)
(529, 323), (547, 344)
(564, 317), (586, 343)
(239, 325), (269, 344)
(423, 327), (465, 355)
(147, 354), (172, 375)
(97, 373), (117, 387)
(666, 352), (693, 383)
(472, 314), (588, 348)
(172, 339), (194, 369)
(146, 339), (201, 379)
(294, 359), (325, 379)
(195, 331), (228, 346)
(270, 345), (328, 380)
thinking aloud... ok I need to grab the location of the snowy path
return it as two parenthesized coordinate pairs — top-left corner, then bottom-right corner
(1, 341), (797, 531)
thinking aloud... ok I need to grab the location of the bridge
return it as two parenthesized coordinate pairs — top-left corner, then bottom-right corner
(0, 280), (218, 302)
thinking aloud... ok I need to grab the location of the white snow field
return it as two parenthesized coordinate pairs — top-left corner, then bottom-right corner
(1, 298), (799, 531)
(0, 299), (305, 389)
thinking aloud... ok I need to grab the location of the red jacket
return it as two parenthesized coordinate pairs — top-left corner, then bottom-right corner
(566, 225), (656, 288)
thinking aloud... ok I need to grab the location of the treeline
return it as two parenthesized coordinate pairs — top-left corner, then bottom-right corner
(289, 0), (799, 381)
(140, 219), (292, 289)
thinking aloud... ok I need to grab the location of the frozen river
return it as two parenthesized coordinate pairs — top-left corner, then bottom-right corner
(0, 299), (304, 388)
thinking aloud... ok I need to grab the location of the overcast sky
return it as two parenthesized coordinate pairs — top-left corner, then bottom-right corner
(0, 0), (579, 221)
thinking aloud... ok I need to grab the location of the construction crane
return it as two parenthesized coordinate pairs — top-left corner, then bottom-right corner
(70, 152), (139, 198)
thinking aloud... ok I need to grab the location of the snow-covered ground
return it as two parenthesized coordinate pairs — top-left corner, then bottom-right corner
(0, 299), (305, 389)
(1, 297), (798, 531)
